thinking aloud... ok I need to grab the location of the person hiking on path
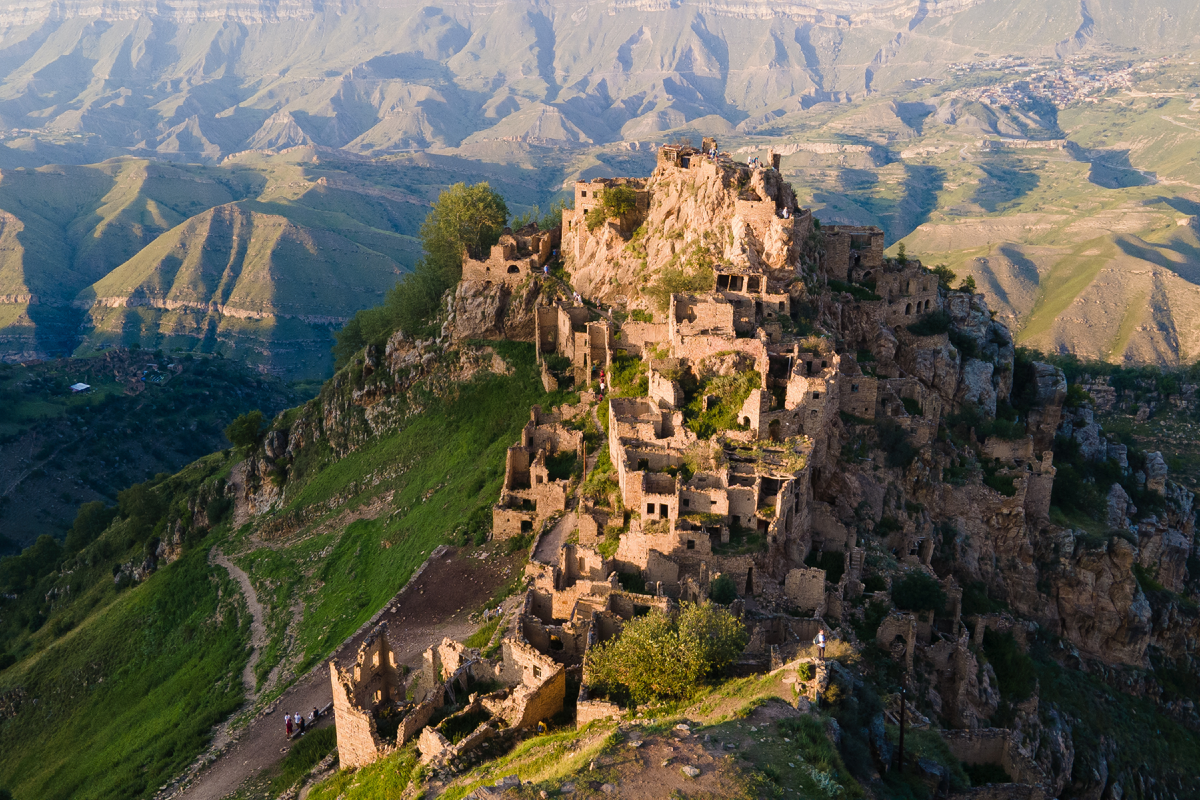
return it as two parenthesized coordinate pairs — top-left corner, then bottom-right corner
(297, 712), (305, 735)
(814, 629), (826, 661)
(544, 264), (550, 276)
(311, 707), (319, 725)
(285, 715), (293, 739)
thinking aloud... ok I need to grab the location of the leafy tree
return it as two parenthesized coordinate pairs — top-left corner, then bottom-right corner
(958, 275), (978, 293)
(896, 242), (907, 265)
(602, 186), (638, 217)
(117, 481), (167, 539)
(65, 501), (117, 553)
(930, 263), (956, 289)
(585, 602), (747, 704)
(224, 410), (266, 450)
(892, 572), (947, 614)
(334, 183), (508, 367)
(0, 534), (63, 593)
(709, 573), (738, 604)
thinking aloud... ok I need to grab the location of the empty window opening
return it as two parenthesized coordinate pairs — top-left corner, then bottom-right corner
(682, 498), (691, 508)
(686, 539), (696, 550)
(659, 503), (668, 517)
(904, 302), (912, 315)
(521, 520), (534, 534)
(747, 276), (761, 292)
(508, 264), (520, 274)
(851, 384), (860, 393)
(533, 665), (542, 679)
(647, 503), (656, 515)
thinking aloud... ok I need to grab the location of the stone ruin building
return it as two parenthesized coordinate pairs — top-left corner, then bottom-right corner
(326, 138), (1198, 798)
(330, 622), (565, 771)
(460, 223), (560, 287)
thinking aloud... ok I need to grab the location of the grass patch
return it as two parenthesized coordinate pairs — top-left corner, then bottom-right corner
(270, 727), (337, 794)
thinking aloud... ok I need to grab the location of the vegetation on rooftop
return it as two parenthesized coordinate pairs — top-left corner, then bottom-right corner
(680, 369), (760, 439)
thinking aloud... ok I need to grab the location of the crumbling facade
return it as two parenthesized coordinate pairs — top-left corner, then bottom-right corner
(461, 224), (560, 286)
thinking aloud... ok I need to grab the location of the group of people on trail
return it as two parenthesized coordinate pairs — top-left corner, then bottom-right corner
(285, 707), (321, 739)
(597, 369), (606, 399)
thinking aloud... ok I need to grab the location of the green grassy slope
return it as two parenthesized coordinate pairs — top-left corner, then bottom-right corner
(0, 340), (566, 800)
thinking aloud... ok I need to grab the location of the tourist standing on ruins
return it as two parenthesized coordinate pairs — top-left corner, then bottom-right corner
(815, 629), (826, 661)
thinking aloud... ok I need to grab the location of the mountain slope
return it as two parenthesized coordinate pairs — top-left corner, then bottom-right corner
(0, 1), (1192, 162)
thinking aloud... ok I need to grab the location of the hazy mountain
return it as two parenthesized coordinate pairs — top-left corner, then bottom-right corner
(0, 0), (1193, 163)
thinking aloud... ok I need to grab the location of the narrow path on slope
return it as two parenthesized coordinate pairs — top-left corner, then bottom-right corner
(210, 549), (269, 702)
(170, 546), (519, 800)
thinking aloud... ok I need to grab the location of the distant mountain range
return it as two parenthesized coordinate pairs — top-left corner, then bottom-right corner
(0, 0), (1194, 163)
(0, 0), (1197, 373)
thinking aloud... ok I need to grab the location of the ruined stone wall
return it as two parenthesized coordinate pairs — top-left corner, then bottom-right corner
(941, 728), (1048, 796)
(876, 612), (917, 672)
(838, 374), (877, 419)
(784, 567), (826, 614)
(982, 436), (1036, 462)
(397, 696), (443, 749)
(576, 695), (622, 728)
(824, 226), (884, 282)
(670, 294), (735, 341)
(330, 662), (384, 769)
(617, 321), (670, 356)
(735, 198), (780, 243)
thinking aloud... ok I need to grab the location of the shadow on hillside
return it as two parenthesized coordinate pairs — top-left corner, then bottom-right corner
(972, 158), (1039, 212)
(1085, 149), (1155, 189)
(1116, 234), (1200, 285)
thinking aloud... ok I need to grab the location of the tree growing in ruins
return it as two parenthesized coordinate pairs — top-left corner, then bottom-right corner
(334, 182), (509, 366)
(584, 602), (747, 704)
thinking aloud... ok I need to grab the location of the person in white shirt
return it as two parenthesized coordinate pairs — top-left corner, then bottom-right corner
(814, 629), (826, 661)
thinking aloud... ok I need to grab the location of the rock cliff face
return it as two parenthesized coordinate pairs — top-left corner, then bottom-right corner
(566, 162), (809, 314)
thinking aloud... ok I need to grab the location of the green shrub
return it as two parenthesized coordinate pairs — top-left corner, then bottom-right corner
(682, 370), (760, 439)
(827, 279), (882, 302)
(270, 727), (337, 794)
(949, 329), (978, 360)
(804, 549), (845, 583)
(906, 311), (952, 336)
(585, 603), (747, 704)
(65, 502), (118, 553)
(709, 573), (738, 604)
(892, 572), (947, 614)
(224, 410), (266, 449)
(875, 420), (918, 468)
(982, 629), (1035, 701)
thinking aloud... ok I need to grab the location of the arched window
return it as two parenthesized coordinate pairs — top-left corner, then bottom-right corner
(507, 265), (520, 274)
(905, 303), (912, 315)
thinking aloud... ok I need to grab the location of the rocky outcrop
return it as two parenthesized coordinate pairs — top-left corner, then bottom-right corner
(451, 278), (545, 343)
(1054, 537), (1153, 664)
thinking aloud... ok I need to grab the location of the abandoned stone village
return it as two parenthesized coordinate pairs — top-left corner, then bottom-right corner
(321, 140), (1199, 799)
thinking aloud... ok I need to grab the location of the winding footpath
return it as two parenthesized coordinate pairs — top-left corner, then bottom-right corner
(166, 546), (512, 800)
